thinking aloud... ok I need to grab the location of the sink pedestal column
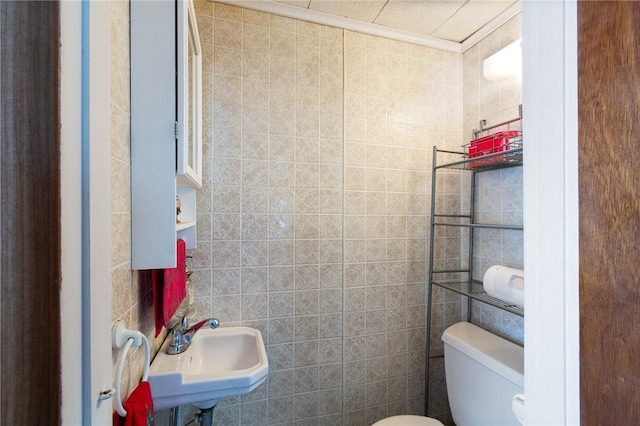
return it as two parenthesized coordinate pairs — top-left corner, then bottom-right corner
(196, 405), (216, 426)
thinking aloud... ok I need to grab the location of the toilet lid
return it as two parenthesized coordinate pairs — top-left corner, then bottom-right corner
(371, 415), (445, 426)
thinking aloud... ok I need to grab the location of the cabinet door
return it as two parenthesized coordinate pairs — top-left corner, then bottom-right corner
(131, 0), (200, 269)
(176, 0), (203, 189)
(131, 0), (178, 269)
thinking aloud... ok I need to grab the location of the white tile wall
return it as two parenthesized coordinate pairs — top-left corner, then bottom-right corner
(342, 29), (462, 426)
(461, 14), (524, 345)
(118, 2), (521, 425)
(176, 1), (470, 424)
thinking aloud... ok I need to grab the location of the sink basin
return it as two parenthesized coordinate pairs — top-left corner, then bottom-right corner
(148, 326), (268, 410)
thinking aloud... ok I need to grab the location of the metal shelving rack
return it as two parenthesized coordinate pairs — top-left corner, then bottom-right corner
(424, 110), (524, 416)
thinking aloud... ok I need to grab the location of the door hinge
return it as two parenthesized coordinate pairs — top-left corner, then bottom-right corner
(174, 121), (178, 139)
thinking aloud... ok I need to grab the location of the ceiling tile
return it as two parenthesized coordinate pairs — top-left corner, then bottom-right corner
(263, 0), (519, 49)
(308, 0), (388, 22)
(274, 0), (311, 8)
(431, 0), (516, 42)
(374, 0), (466, 38)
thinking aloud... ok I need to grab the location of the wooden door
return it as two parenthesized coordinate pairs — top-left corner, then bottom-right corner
(578, 1), (640, 424)
(1, 1), (61, 423)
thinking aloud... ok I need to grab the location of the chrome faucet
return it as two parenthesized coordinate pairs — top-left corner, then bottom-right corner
(167, 316), (220, 355)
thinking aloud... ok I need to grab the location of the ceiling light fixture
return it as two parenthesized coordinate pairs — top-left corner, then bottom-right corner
(483, 38), (522, 81)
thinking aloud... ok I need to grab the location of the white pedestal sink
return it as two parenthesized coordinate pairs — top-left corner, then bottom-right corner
(148, 326), (268, 410)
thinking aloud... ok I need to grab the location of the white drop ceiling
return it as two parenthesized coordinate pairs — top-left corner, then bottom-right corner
(214, 0), (520, 52)
(275, 0), (517, 43)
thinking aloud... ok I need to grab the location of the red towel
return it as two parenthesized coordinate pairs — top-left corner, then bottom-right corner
(153, 239), (187, 336)
(112, 381), (154, 426)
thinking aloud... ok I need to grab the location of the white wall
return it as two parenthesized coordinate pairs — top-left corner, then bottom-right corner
(61, 1), (114, 424)
(60, 1), (83, 423)
(462, 14), (524, 345)
(522, 1), (580, 424)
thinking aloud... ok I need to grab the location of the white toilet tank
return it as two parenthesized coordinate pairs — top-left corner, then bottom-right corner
(442, 322), (524, 426)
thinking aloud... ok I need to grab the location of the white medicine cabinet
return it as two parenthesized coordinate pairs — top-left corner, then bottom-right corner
(131, 0), (202, 270)
(177, 0), (203, 188)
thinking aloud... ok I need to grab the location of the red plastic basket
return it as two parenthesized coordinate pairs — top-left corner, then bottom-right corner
(467, 131), (520, 168)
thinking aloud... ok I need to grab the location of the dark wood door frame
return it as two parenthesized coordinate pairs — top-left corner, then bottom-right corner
(578, 1), (640, 424)
(1, 1), (62, 423)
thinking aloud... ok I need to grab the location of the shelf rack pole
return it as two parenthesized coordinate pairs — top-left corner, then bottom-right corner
(466, 171), (477, 321)
(425, 146), (439, 416)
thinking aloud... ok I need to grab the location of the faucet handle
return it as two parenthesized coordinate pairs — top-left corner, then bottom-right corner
(171, 328), (183, 348)
(180, 315), (188, 331)
(167, 314), (189, 333)
(168, 330), (187, 355)
(167, 315), (189, 353)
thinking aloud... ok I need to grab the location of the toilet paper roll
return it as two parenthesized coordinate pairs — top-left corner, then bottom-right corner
(482, 265), (524, 308)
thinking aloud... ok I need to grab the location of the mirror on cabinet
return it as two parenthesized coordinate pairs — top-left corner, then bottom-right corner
(177, 0), (202, 188)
